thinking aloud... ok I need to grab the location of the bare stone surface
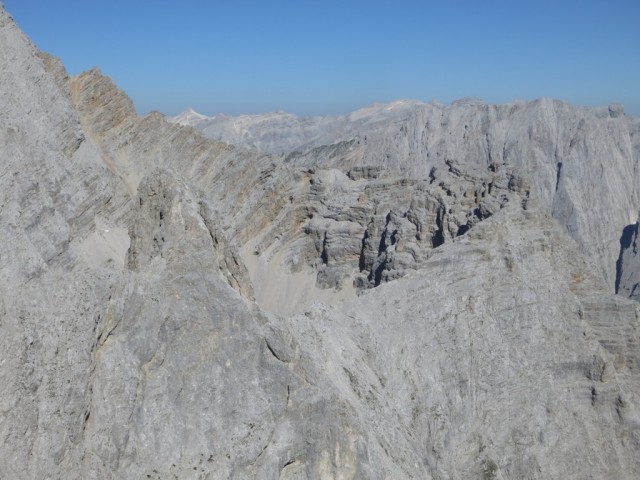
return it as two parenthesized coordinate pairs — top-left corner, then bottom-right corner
(2, 4), (640, 479)
(178, 96), (640, 297)
(617, 214), (640, 302)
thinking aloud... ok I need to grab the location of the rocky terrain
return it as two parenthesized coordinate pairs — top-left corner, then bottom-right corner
(2, 4), (640, 479)
(175, 98), (640, 299)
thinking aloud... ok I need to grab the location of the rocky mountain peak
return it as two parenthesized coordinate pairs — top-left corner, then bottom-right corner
(2, 6), (640, 479)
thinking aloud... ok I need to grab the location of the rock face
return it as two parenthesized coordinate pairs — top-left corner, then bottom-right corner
(178, 98), (640, 297)
(617, 215), (640, 302)
(2, 5), (640, 479)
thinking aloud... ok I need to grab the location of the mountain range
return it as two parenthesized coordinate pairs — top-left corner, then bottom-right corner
(2, 4), (640, 478)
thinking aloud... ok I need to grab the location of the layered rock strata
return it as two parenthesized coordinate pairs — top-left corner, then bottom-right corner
(1, 5), (640, 479)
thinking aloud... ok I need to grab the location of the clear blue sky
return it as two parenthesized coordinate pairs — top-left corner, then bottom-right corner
(3, 1), (639, 116)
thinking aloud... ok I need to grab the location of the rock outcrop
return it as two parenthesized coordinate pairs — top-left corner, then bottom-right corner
(178, 97), (640, 300)
(2, 5), (640, 479)
(617, 214), (640, 302)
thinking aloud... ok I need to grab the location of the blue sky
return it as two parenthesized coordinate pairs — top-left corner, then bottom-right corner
(3, 1), (639, 116)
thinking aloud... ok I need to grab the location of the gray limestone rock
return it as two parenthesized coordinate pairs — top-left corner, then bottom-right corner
(182, 97), (640, 299)
(2, 4), (640, 479)
(610, 103), (625, 118)
(287, 206), (640, 479)
(616, 214), (640, 301)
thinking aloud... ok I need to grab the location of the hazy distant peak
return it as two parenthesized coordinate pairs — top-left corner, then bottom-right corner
(347, 99), (425, 122)
(171, 107), (209, 126)
(234, 110), (299, 122)
(449, 96), (485, 108)
(168, 97), (637, 158)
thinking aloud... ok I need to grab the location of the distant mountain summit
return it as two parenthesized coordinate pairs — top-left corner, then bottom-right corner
(170, 98), (628, 157)
(171, 107), (209, 126)
(169, 99), (429, 153)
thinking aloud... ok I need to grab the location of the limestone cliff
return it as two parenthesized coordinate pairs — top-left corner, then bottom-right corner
(179, 97), (640, 299)
(2, 5), (640, 479)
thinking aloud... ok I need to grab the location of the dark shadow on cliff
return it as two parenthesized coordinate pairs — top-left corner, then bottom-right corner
(615, 223), (638, 294)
